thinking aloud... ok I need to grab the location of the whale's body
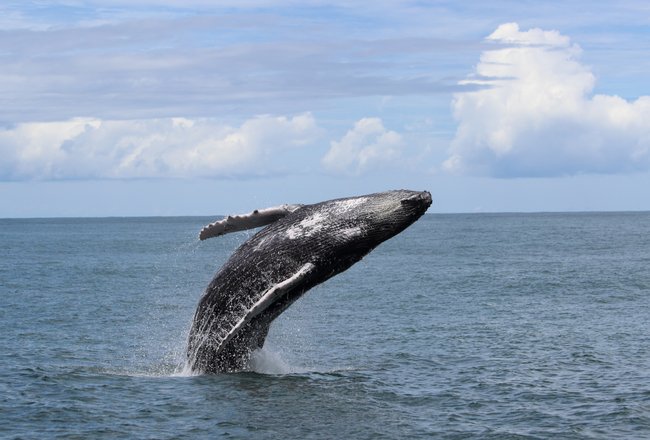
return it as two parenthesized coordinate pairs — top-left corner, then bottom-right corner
(187, 190), (432, 373)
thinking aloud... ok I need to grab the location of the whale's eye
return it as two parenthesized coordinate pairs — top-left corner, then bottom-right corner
(401, 192), (431, 208)
(401, 196), (420, 206)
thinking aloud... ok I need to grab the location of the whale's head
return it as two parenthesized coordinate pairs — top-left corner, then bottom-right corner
(334, 189), (431, 238)
(356, 189), (432, 235)
(290, 189), (432, 268)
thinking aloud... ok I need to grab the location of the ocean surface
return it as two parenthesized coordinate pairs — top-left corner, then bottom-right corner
(1, 212), (649, 439)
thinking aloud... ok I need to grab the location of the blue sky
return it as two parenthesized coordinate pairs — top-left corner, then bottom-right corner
(1, 1), (649, 217)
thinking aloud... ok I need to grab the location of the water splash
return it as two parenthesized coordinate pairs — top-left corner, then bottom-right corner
(173, 361), (201, 377)
(249, 347), (310, 375)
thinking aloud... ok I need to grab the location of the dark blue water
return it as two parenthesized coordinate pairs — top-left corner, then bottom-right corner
(1, 213), (650, 439)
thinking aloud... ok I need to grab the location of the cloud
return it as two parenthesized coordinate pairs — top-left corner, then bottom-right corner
(445, 22), (650, 177)
(322, 118), (403, 175)
(0, 5), (477, 124)
(0, 114), (320, 180)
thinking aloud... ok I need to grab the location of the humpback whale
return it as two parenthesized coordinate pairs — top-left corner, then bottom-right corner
(186, 189), (432, 373)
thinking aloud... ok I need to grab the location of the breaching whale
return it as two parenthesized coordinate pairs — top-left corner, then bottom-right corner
(186, 189), (432, 373)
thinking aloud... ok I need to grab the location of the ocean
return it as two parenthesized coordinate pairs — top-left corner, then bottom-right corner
(1, 212), (649, 439)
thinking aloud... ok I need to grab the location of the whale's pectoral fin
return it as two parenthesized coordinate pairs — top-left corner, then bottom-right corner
(217, 262), (317, 352)
(199, 204), (303, 240)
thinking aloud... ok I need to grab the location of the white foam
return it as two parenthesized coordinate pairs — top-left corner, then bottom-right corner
(174, 362), (201, 377)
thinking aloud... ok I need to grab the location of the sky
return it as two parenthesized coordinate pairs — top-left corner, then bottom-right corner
(1, 1), (650, 217)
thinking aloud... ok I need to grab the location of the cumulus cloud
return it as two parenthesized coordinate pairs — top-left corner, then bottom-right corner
(445, 22), (650, 177)
(0, 114), (320, 180)
(322, 118), (403, 175)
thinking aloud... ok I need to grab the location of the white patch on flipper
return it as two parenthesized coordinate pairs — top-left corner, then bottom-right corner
(199, 204), (302, 240)
(285, 212), (326, 239)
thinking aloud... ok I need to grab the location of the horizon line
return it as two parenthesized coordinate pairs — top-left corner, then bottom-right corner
(2, 209), (650, 221)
